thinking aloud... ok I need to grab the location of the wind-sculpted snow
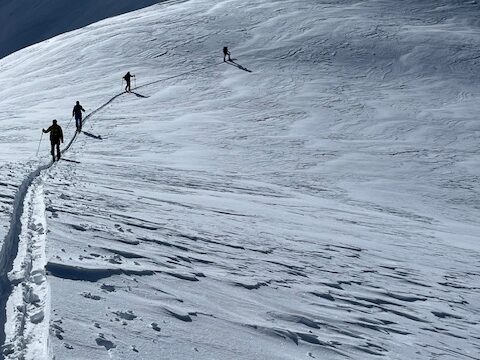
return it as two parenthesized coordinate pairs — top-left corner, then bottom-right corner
(0, 0), (479, 358)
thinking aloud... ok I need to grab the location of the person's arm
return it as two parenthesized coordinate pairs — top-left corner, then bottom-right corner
(81, 106), (85, 112)
(72, 107), (75, 116)
(43, 126), (51, 133)
(60, 128), (64, 143)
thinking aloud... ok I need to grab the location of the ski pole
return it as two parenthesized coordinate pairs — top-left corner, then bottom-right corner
(35, 132), (43, 157)
(134, 76), (137, 89)
(67, 115), (74, 129)
(121, 78), (124, 92)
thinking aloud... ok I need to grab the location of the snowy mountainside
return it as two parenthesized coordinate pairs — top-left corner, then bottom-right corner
(0, 0), (480, 359)
(0, 0), (163, 59)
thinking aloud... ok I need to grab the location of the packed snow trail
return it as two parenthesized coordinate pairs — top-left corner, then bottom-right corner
(0, 60), (227, 358)
(0, 90), (133, 357)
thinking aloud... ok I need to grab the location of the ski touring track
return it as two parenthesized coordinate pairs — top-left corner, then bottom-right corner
(0, 61), (223, 359)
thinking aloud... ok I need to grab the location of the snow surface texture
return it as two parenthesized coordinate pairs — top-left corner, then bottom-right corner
(0, 0), (164, 59)
(0, 0), (480, 359)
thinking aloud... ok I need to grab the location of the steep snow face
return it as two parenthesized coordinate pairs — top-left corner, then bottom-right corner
(0, 0), (479, 359)
(0, 0), (164, 59)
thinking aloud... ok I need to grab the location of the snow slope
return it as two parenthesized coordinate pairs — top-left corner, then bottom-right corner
(0, 0), (479, 359)
(0, 0), (164, 59)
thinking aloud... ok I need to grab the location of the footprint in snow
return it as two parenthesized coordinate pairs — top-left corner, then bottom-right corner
(51, 323), (64, 340)
(113, 310), (137, 321)
(108, 255), (122, 264)
(71, 224), (88, 231)
(81, 292), (102, 300)
(95, 334), (116, 350)
(151, 323), (161, 332)
(100, 284), (116, 292)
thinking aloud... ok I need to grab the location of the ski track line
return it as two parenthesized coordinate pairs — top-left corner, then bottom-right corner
(0, 61), (224, 358)
(0, 90), (125, 359)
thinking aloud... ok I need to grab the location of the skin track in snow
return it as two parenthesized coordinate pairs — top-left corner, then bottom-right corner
(0, 89), (133, 358)
(0, 165), (50, 352)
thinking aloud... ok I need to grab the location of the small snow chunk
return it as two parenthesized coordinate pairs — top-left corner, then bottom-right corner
(151, 322), (161, 332)
(2, 342), (14, 356)
(31, 310), (45, 324)
(32, 272), (46, 285)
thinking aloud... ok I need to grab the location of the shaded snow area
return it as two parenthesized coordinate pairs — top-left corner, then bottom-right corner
(0, 0), (479, 359)
(0, 0), (164, 59)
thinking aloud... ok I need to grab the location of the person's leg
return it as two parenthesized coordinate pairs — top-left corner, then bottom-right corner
(56, 142), (61, 160)
(50, 142), (55, 161)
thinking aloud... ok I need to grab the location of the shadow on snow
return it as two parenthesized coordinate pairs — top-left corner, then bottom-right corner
(226, 60), (252, 73)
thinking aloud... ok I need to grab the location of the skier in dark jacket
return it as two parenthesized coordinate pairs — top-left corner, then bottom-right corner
(223, 46), (231, 62)
(72, 101), (85, 132)
(123, 72), (135, 92)
(43, 119), (64, 161)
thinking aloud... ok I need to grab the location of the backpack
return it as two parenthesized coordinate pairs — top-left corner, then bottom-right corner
(51, 125), (60, 138)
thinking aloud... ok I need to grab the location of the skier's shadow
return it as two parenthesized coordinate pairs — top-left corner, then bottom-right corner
(61, 158), (81, 164)
(132, 92), (149, 98)
(82, 131), (103, 140)
(226, 60), (252, 73)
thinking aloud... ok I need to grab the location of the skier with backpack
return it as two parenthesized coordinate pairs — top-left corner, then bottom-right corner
(123, 72), (135, 92)
(72, 100), (85, 132)
(43, 119), (64, 162)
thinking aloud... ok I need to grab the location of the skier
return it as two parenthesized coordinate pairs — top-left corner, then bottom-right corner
(123, 72), (135, 92)
(43, 119), (64, 162)
(223, 46), (232, 62)
(72, 100), (85, 132)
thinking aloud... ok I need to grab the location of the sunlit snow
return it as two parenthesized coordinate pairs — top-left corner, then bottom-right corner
(0, 0), (479, 359)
